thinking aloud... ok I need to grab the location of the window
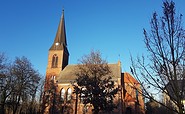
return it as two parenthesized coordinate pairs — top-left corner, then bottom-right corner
(61, 88), (65, 102)
(80, 87), (86, 103)
(52, 54), (58, 68)
(66, 88), (72, 101)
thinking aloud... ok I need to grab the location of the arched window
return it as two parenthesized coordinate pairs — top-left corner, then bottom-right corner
(52, 54), (58, 68)
(61, 88), (65, 102)
(66, 88), (72, 101)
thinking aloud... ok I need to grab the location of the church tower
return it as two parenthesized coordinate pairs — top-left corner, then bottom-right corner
(46, 10), (69, 81)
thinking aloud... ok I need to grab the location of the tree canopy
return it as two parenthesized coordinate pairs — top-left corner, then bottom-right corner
(74, 50), (118, 114)
(0, 53), (42, 114)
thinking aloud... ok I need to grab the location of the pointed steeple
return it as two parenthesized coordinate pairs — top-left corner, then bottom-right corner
(50, 10), (67, 50)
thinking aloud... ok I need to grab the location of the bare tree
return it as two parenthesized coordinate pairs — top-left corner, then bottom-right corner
(36, 77), (45, 114)
(0, 54), (42, 114)
(0, 53), (11, 114)
(9, 56), (41, 114)
(131, 1), (185, 114)
(74, 50), (118, 114)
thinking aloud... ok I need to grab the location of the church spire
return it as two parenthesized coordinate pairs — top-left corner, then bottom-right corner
(47, 9), (69, 71)
(50, 10), (67, 50)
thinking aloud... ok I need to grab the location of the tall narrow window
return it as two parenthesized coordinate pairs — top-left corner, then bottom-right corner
(80, 87), (86, 103)
(61, 88), (65, 102)
(66, 88), (72, 101)
(52, 54), (58, 68)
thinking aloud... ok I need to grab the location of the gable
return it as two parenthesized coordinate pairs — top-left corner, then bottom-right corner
(123, 72), (139, 84)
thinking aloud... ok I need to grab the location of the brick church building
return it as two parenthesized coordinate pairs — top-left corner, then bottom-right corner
(44, 10), (145, 114)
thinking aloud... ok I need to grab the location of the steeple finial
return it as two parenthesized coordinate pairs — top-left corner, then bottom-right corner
(62, 7), (64, 12)
(62, 7), (64, 18)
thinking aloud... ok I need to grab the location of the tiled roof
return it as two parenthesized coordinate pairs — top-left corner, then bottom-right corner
(56, 63), (121, 83)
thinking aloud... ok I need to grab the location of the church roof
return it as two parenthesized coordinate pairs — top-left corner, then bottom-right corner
(56, 63), (121, 83)
(49, 10), (68, 51)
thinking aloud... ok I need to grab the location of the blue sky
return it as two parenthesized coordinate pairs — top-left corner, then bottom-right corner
(0, 0), (185, 76)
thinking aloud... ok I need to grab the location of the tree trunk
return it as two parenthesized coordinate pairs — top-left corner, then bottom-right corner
(0, 90), (7, 114)
(75, 93), (78, 114)
(13, 95), (21, 114)
(0, 103), (5, 114)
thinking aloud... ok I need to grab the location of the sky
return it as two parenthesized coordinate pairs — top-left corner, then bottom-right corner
(0, 0), (185, 76)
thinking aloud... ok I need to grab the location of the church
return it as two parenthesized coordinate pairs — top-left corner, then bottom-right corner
(44, 10), (144, 114)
